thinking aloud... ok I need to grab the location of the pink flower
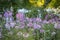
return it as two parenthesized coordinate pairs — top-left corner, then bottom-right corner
(16, 13), (25, 22)
(16, 13), (20, 19)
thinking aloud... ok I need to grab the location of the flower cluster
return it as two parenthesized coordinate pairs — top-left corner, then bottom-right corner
(1, 9), (60, 40)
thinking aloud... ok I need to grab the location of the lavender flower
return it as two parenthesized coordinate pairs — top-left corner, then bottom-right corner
(45, 14), (49, 20)
(10, 22), (16, 28)
(4, 12), (9, 18)
(29, 18), (33, 22)
(33, 23), (41, 29)
(4, 11), (12, 17)
(36, 18), (42, 22)
(32, 18), (36, 22)
(7, 11), (12, 17)
(48, 19), (56, 24)
(27, 22), (33, 27)
(4, 11), (13, 23)
(10, 17), (14, 22)
(43, 20), (49, 24)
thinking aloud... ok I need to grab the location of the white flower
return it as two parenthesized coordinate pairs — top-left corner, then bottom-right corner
(17, 32), (23, 36)
(23, 33), (29, 38)
(15, 26), (20, 29)
(46, 8), (52, 12)
(17, 8), (28, 13)
(51, 32), (56, 36)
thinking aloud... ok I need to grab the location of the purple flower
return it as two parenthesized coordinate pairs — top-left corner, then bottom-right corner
(19, 13), (25, 21)
(33, 23), (41, 29)
(20, 25), (25, 29)
(43, 20), (49, 24)
(29, 18), (33, 22)
(40, 29), (44, 33)
(10, 17), (14, 22)
(8, 11), (12, 17)
(4, 12), (9, 18)
(32, 18), (36, 22)
(26, 17), (29, 20)
(36, 18), (42, 22)
(20, 22), (25, 29)
(27, 22), (33, 27)
(10, 22), (16, 28)
(45, 14), (49, 20)
(48, 19), (56, 24)
(4, 11), (12, 18)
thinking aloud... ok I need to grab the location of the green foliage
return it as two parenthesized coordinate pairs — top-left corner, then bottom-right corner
(25, 8), (38, 18)
(46, 0), (60, 8)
